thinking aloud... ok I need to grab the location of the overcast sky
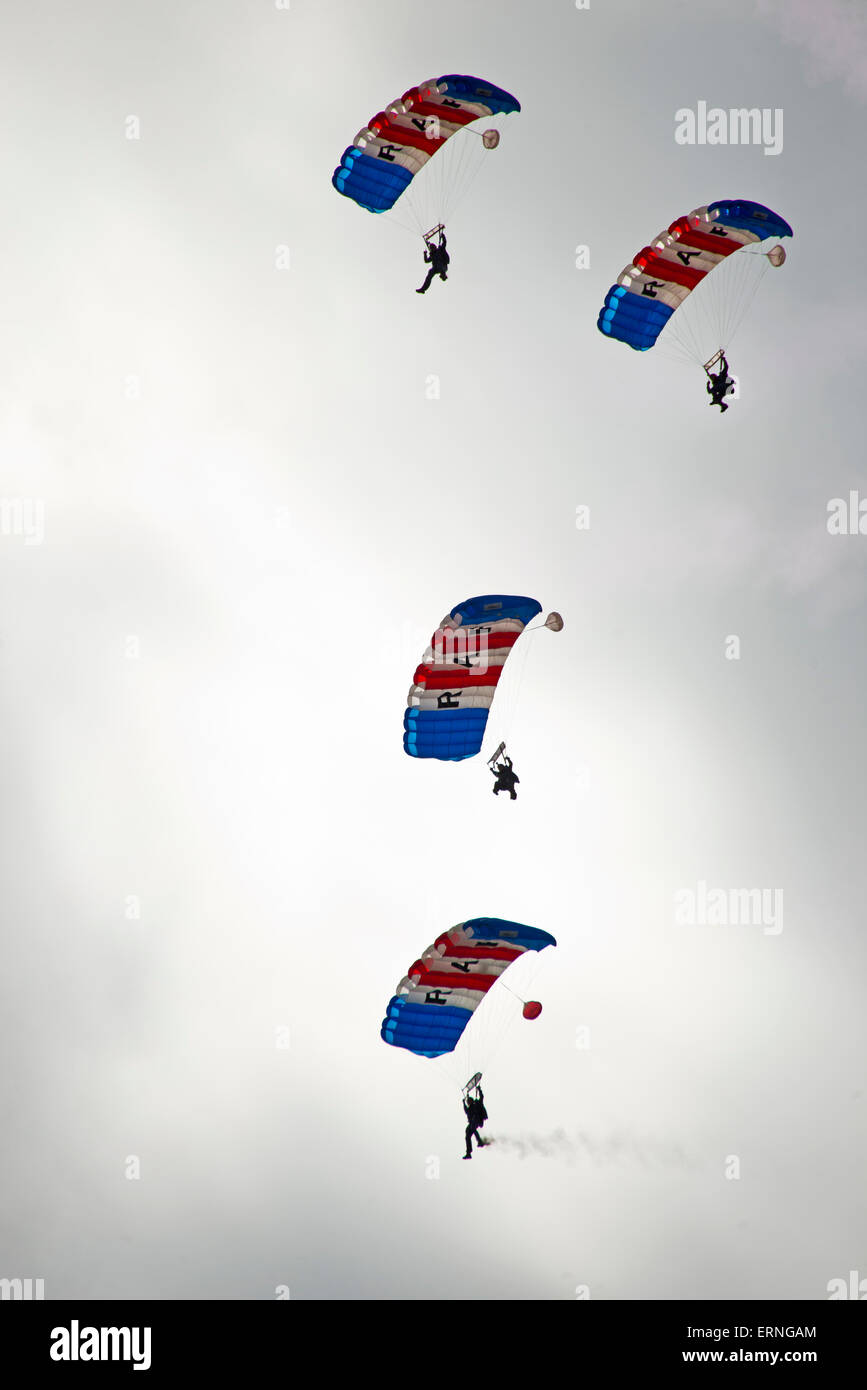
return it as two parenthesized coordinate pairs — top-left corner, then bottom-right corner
(2, 0), (866, 1300)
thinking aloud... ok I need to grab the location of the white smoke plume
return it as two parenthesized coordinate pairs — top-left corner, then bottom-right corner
(483, 1129), (695, 1168)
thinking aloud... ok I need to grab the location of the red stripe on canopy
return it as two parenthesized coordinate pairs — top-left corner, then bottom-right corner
(668, 219), (742, 256)
(413, 665), (504, 689)
(368, 115), (445, 154)
(633, 248), (706, 290)
(435, 943), (522, 962)
(408, 966), (498, 993)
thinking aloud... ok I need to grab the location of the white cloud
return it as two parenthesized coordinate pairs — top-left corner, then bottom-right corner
(759, 0), (867, 101)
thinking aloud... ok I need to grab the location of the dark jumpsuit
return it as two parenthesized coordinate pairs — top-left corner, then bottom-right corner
(463, 1091), (488, 1156)
(418, 236), (450, 293)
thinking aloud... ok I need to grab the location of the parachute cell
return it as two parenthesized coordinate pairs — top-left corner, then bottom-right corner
(381, 918), (557, 1058)
(403, 594), (543, 761)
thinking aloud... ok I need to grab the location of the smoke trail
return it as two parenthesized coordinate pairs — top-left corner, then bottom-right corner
(483, 1128), (694, 1168)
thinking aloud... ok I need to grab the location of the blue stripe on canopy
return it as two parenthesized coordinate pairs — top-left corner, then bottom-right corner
(436, 75), (521, 115)
(709, 199), (794, 241)
(597, 288), (674, 349)
(404, 707), (490, 760)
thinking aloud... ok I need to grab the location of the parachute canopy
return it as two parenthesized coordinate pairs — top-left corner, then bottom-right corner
(404, 594), (543, 761)
(597, 199), (793, 355)
(381, 918), (557, 1058)
(332, 74), (520, 228)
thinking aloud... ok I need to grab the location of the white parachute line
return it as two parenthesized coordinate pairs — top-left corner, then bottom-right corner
(465, 984), (520, 1078)
(655, 240), (774, 368)
(657, 272), (706, 363)
(409, 119), (506, 233)
(429, 1052), (468, 1100)
(416, 945), (553, 1103)
(658, 301), (704, 367)
(465, 949), (551, 1080)
(672, 298), (705, 363)
(425, 127), (447, 225)
(375, 113), (513, 247)
(411, 129), (448, 228)
(385, 198), (427, 238)
(725, 252), (769, 352)
(436, 126), (477, 225)
(486, 623), (536, 750)
(497, 981), (524, 1002)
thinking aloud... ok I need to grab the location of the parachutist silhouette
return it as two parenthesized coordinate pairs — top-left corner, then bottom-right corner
(706, 353), (734, 412)
(463, 1087), (488, 1159)
(491, 755), (519, 801)
(417, 230), (449, 293)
